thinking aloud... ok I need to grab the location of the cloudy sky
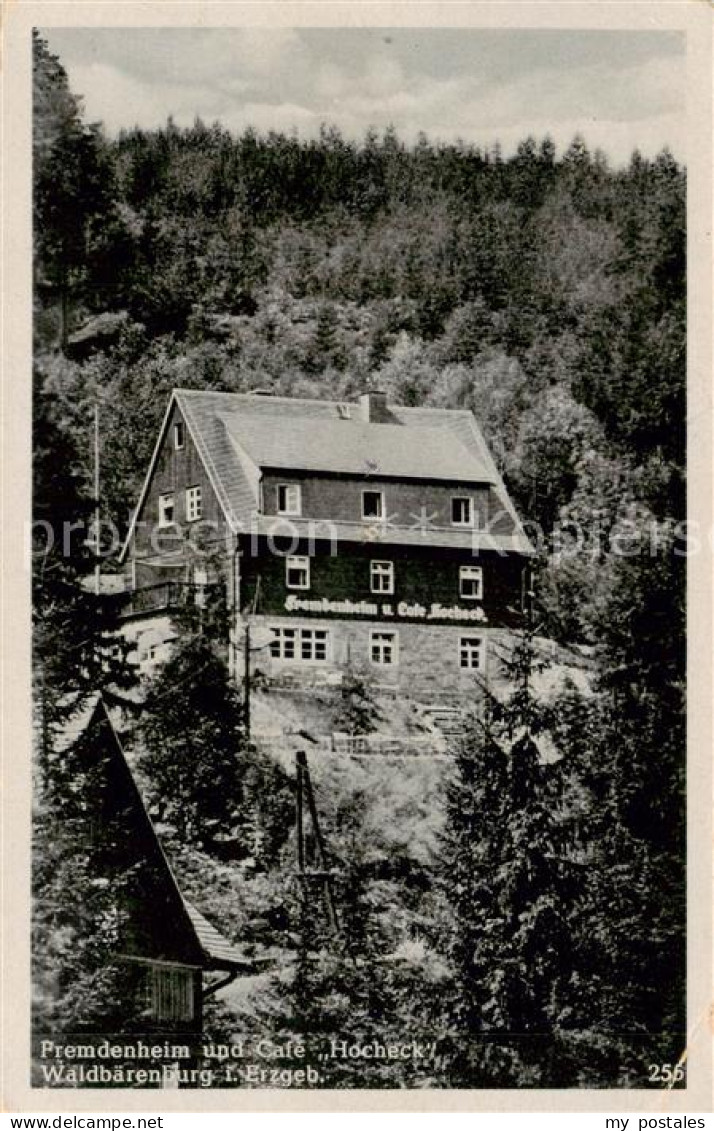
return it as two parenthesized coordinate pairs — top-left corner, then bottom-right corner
(43, 27), (685, 165)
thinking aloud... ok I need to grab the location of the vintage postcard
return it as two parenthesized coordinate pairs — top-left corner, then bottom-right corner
(2, 0), (712, 1113)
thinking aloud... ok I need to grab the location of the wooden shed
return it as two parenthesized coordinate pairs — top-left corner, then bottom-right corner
(48, 694), (256, 1037)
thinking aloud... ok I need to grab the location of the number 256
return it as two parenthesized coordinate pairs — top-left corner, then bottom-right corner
(648, 1063), (685, 1084)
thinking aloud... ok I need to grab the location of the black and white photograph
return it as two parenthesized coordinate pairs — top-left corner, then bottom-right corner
(10, 9), (709, 1106)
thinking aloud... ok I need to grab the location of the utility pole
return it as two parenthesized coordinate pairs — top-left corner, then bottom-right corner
(228, 539), (240, 682)
(244, 622), (251, 740)
(295, 750), (339, 935)
(296, 752), (305, 874)
(241, 579), (263, 739)
(521, 562), (536, 736)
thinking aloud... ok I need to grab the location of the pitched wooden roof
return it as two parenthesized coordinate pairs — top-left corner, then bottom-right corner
(121, 389), (534, 557)
(183, 901), (258, 972)
(54, 695), (258, 973)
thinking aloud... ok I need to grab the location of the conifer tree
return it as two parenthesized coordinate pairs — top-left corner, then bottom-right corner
(32, 717), (141, 1038)
(33, 382), (136, 755)
(440, 623), (584, 1086)
(33, 32), (122, 349)
(571, 525), (686, 1084)
(139, 631), (247, 848)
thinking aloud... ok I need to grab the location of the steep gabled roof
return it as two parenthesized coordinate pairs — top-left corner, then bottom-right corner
(54, 695), (257, 973)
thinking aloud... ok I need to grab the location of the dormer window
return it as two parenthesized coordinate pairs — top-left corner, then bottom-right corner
(277, 484), (302, 516)
(452, 497), (474, 527)
(362, 490), (385, 522)
(174, 422), (185, 450)
(158, 493), (175, 527)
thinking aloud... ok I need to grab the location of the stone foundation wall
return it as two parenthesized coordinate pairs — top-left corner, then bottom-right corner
(246, 613), (516, 701)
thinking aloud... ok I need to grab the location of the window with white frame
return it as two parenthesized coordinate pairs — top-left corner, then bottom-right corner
(459, 636), (485, 671)
(370, 630), (398, 666)
(370, 560), (394, 594)
(362, 490), (385, 521)
(269, 626), (328, 663)
(459, 564), (483, 600)
(269, 627), (296, 660)
(300, 628), (328, 661)
(158, 493), (175, 527)
(277, 483), (302, 516)
(173, 422), (185, 450)
(452, 496), (474, 526)
(285, 555), (310, 589)
(185, 486), (202, 522)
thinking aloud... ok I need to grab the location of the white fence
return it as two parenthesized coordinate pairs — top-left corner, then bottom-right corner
(329, 732), (447, 758)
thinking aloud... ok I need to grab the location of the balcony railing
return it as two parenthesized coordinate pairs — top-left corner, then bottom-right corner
(121, 581), (220, 618)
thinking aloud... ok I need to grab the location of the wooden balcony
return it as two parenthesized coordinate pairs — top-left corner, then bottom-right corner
(120, 581), (220, 619)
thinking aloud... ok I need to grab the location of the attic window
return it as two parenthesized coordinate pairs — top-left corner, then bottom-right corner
(174, 422), (185, 450)
(158, 493), (175, 527)
(185, 486), (202, 522)
(337, 403), (351, 420)
(362, 490), (384, 522)
(277, 484), (302, 516)
(452, 497), (474, 527)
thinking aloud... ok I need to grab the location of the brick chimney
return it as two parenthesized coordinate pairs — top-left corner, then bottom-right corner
(358, 390), (391, 423)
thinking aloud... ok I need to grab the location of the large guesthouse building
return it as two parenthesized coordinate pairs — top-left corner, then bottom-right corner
(120, 389), (533, 699)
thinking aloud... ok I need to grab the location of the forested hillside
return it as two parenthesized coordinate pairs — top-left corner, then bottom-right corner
(32, 32), (686, 1088)
(33, 33), (685, 619)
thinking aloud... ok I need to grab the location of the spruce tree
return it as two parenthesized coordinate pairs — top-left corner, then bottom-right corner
(440, 626), (584, 1086)
(33, 382), (136, 758)
(139, 632), (247, 848)
(573, 525), (686, 1085)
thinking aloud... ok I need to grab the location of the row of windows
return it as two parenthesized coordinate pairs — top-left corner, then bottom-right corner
(285, 556), (484, 600)
(157, 481), (481, 529)
(276, 483), (483, 528)
(173, 422), (481, 528)
(268, 626), (485, 670)
(159, 486), (202, 526)
(269, 626), (329, 662)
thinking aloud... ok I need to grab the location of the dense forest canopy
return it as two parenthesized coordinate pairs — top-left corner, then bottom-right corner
(32, 32), (686, 1088)
(33, 32), (685, 559)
